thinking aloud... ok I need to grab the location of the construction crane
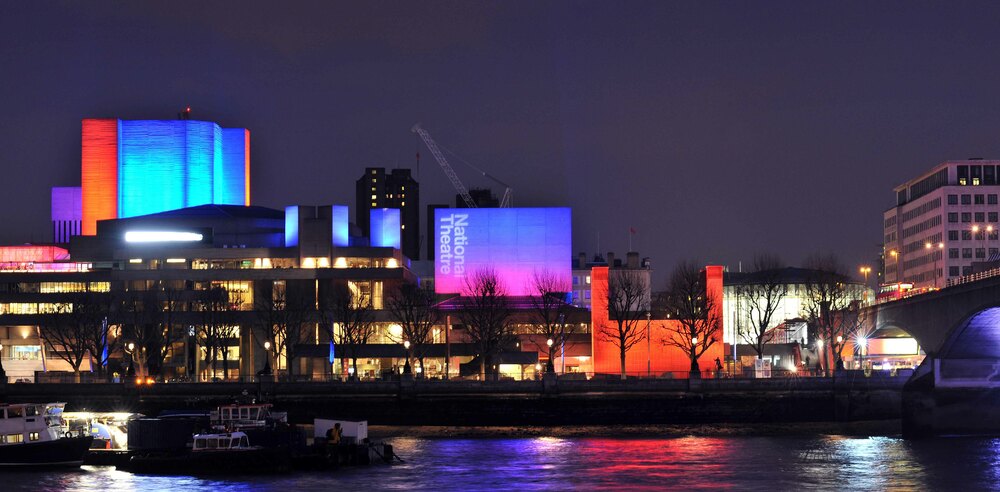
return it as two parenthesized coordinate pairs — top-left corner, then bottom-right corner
(411, 123), (513, 207)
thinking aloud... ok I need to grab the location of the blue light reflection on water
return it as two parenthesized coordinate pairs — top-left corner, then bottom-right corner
(9, 436), (1000, 491)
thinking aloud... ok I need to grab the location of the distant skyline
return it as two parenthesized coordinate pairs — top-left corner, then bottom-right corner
(5, 2), (1000, 282)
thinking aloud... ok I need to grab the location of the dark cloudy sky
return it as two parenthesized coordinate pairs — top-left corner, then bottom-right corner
(4, 1), (1000, 278)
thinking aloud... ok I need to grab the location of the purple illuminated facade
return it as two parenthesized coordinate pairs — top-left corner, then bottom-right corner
(50, 186), (82, 243)
(434, 207), (571, 295)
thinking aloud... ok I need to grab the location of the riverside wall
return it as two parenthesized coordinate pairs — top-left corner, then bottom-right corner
(0, 372), (906, 426)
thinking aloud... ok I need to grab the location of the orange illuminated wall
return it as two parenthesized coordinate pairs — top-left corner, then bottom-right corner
(81, 119), (119, 235)
(244, 130), (251, 205)
(590, 265), (725, 376)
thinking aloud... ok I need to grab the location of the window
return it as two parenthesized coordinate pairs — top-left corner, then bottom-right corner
(977, 248), (986, 258)
(976, 212), (986, 222)
(963, 266), (973, 275)
(991, 195), (998, 205)
(961, 212), (971, 223)
(949, 248), (959, 259)
(948, 213), (958, 223)
(962, 194), (972, 205)
(992, 231), (1000, 241)
(28, 432), (38, 441)
(3, 434), (23, 444)
(572, 276), (579, 285)
(991, 248), (999, 257)
(963, 248), (973, 258)
(991, 212), (999, 223)
(950, 266), (960, 276)
(948, 194), (959, 205)
(949, 230), (959, 241)
(976, 194), (986, 205)
(959, 165), (969, 185)
(963, 230), (973, 240)
(584, 291), (591, 300)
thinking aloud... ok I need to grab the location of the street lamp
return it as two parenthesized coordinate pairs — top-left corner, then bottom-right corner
(125, 342), (136, 376)
(889, 249), (902, 283)
(646, 311), (651, 378)
(262, 341), (272, 375)
(859, 266), (872, 302)
(924, 242), (944, 288)
(545, 338), (555, 374)
(0, 342), (5, 383)
(403, 340), (412, 375)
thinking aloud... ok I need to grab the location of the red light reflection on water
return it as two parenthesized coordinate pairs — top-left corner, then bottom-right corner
(573, 437), (738, 489)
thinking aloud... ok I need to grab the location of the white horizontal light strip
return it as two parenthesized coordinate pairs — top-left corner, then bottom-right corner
(124, 231), (203, 243)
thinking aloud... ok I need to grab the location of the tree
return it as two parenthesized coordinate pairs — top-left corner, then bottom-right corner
(386, 282), (441, 376)
(529, 270), (576, 373)
(457, 268), (515, 381)
(196, 287), (237, 381)
(38, 292), (113, 380)
(321, 282), (377, 379)
(255, 282), (309, 378)
(597, 268), (648, 380)
(38, 305), (90, 377)
(800, 254), (867, 376)
(117, 285), (185, 377)
(736, 254), (789, 360)
(661, 261), (722, 374)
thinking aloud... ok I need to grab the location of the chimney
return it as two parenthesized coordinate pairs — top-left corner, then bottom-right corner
(627, 252), (640, 269)
(578, 252), (587, 269)
(606, 252), (615, 267)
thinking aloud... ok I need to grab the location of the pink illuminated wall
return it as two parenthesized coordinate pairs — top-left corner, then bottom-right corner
(433, 208), (571, 295)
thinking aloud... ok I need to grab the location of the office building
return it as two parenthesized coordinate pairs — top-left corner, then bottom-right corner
(355, 168), (419, 260)
(883, 159), (1000, 288)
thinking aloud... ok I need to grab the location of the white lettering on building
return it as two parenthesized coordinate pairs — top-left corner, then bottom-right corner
(438, 213), (468, 278)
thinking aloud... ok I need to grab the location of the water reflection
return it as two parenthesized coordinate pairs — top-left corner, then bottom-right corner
(6, 435), (1000, 491)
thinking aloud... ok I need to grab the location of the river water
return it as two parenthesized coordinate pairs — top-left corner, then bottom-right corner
(9, 434), (1000, 490)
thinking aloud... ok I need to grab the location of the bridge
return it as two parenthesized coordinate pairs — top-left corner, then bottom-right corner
(870, 273), (1000, 435)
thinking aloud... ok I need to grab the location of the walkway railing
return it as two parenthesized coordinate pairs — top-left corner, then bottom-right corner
(945, 266), (1000, 288)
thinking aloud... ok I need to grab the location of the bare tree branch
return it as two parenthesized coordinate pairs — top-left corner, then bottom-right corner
(661, 260), (722, 373)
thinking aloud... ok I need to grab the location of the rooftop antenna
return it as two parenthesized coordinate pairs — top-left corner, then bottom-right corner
(178, 106), (192, 120)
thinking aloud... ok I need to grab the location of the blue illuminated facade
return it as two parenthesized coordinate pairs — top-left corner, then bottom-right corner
(285, 205), (299, 247)
(370, 208), (401, 249)
(117, 120), (248, 218)
(332, 205), (350, 247)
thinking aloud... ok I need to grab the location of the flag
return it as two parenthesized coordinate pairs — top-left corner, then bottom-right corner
(100, 317), (109, 366)
(629, 227), (637, 235)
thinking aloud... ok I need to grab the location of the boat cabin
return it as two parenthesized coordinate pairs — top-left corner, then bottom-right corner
(0, 403), (65, 446)
(192, 432), (251, 452)
(211, 404), (271, 430)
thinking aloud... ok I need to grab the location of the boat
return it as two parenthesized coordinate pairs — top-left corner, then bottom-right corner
(0, 402), (94, 467)
(121, 431), (291, 474)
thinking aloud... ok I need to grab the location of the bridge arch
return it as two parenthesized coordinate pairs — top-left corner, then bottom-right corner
(938, 305), (1000, 360)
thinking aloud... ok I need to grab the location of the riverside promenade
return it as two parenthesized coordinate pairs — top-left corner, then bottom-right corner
(0, 372), (906, 427)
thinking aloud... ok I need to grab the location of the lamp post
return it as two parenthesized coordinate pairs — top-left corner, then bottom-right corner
(645, 311), (651, 378)
(859, 266), (871, 301)
(0, 342), (6, 383)
(403, 340), (412, 375)
(545, 338), (554, 373)
(262, 341), (272, 375)
(126, 342), (136, 377)
(890, 249), (902, 283)
(924, 242), (944, 288)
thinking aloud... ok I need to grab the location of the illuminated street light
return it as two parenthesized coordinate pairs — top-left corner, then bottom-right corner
(546, 338), (555, 373)
(262, 341), (272, 376)
(402, 340), (412, 375)
(692, 337), (698, 345)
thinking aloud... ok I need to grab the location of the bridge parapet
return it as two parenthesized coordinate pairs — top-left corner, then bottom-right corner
(934, 358), (1000, 388)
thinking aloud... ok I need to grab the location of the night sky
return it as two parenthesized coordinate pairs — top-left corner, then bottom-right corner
(5, 1), (1000, 279)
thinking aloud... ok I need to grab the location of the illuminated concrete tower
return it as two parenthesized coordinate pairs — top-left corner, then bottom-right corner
(355, 167), (419, 259)
(74, 118), (250, 236)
